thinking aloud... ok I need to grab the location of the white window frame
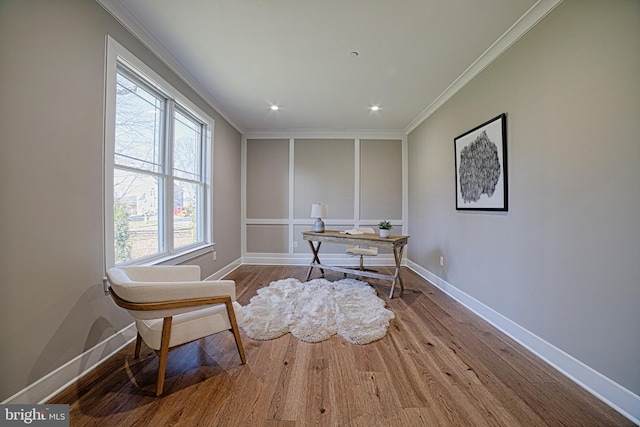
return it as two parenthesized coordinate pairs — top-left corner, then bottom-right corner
(103, 36), (213, 268)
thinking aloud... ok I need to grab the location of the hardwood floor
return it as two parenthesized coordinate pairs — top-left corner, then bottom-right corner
(50, 265), (632, 426)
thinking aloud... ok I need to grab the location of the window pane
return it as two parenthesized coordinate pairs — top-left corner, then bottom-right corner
(106, 45), (212, 268)
(114, 169), (162, 263)
(115, 72), (164, 173)
(173, 110), (201, 181)
(174, 180), (200, 248)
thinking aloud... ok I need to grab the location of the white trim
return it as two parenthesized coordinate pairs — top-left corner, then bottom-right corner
(401, 135), (409, 235)
(2, 257), (240, 405)
(146, 244), (215, 266)
(242, 132), (407, 260)
(104, 36), (214, 268)
(96, 0), (243, 133)
(288, 138), (295, 253)
(240, 136), (248, 256)
(108, 37), (213, 127)
(103, 36), (117, 269)
(8, 257), (637, 424)
(205, 114), (214, 246)
(404, 0), (564, 134)
(354, 138), (361, 225)
(2, 324), (137, 405)
(245, 219), (292, 225)
(243, 129), (407, 140)
(204, 258), (243, 281)
(405, 260), (640, 425)
(285, 219), (405, 226)
(97, 0), (562, 137)
(242, 253), (406, 267)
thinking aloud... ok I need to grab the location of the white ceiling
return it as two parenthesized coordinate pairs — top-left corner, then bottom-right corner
(98, 0), (560, 134)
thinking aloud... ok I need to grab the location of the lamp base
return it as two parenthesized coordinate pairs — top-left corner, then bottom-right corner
(313, 218), (325, 232)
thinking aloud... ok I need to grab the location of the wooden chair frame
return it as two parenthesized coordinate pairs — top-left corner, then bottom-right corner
(109, 287), (246, 396)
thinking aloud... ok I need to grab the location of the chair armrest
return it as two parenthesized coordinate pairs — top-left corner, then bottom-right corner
(109, 287), (233, 312)
(110, 280), (237, 304)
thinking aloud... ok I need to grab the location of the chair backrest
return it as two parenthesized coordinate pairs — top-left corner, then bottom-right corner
(107, 265), (208, 320)
(346, 227), (378, 252)
(356, 227), (375, 234)
(113, 265), (201, 282)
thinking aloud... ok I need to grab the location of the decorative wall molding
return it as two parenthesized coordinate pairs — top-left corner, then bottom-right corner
(242, 129), (408, 140)
(405, 260), (640, 425)
(241, 134), (409, 261)
(241, 253), (405, 267)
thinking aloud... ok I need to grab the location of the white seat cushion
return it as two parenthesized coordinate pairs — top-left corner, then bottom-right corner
(136, 301), (244, 350)
(345, 246), (378, 256)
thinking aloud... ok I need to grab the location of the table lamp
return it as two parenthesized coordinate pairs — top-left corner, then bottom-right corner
(310, 203), (328, 232)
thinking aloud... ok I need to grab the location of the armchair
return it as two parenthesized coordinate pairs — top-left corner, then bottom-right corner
(106, 265), (246, 396)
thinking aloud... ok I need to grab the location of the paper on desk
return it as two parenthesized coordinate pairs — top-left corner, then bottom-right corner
(341, 229), (364, 235)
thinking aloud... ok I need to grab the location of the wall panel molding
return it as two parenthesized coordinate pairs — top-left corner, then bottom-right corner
(243, 133), (408, 259)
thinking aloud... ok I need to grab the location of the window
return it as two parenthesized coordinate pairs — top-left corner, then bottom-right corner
(104, 37), (213, 266)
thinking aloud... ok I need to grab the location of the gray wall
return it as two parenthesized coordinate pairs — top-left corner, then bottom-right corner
(407, 0), (640, 395)
(1, 0), (637, 406)
(293, 139), (356, 220)
(0, 0), (241, 401)
(244, 137), (404, 256)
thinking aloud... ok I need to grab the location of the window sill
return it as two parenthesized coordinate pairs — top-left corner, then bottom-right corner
(141, 243), (215, 266)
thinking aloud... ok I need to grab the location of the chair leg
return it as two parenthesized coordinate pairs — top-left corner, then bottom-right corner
(134, 333), (142, 359)
(225, 301), (247, 364)
(156, 317), (173, 396)
(357, 255), (377, 274)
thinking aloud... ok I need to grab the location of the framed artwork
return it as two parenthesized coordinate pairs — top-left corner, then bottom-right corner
(454, 113), (508, 211)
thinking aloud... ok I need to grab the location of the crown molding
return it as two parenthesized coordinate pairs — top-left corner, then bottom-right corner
(96, 0), (244, 134)
(404, 0), (564, 134)
(242, 129), (407, 140)
(96, 0), (563, 138)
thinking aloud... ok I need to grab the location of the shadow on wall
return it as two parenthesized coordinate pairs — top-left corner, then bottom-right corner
(28, 285), (121, 391)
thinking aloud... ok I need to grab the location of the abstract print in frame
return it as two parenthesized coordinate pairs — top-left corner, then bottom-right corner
(454, 113), (508, 211)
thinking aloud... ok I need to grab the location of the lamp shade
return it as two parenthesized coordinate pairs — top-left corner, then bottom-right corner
(310, 203), (328, 218)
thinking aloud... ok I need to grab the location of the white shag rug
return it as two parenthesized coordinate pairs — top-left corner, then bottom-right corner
(241, 277), (395, 345)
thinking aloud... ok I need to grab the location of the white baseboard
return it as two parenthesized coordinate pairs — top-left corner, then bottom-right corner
(205, 258), (243, 280)
(10, 259), (637, 425)
(2, 323), (137, 405)
(406, 260), (640, 425)
(4, 258), (244, 405)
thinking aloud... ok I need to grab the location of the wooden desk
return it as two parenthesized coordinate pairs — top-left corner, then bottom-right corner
(302, 230), (409, 298)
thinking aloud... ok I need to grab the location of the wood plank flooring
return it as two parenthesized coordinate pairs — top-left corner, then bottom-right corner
(49, 265), (633, 426)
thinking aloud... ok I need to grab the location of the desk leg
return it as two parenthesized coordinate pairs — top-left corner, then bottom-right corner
(389, 244), (406, 298)
(305, 241), (324, 281)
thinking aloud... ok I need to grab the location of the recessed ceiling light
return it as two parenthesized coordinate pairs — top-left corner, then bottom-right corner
(370, 105), (380, 112)
(270, 105), (280, 111)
